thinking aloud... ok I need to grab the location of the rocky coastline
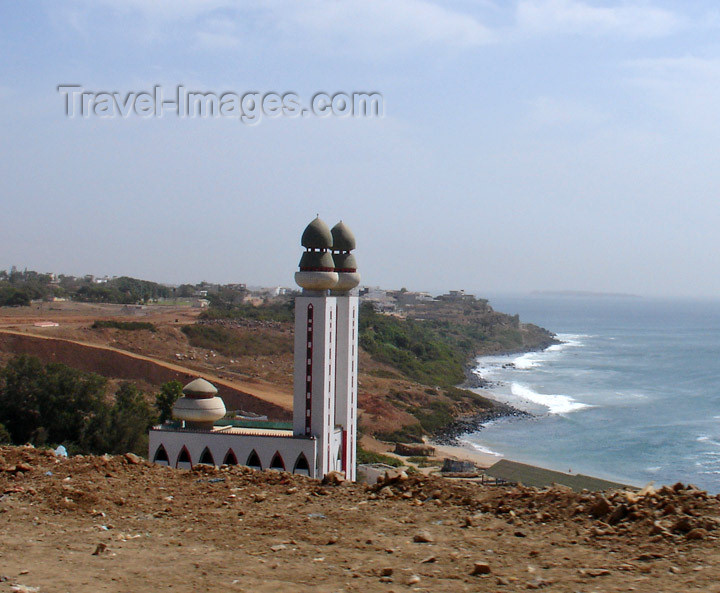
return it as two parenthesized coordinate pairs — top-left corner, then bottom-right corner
(437, 335), (565, 446)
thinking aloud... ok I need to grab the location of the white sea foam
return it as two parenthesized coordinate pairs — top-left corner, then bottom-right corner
(510, 382), (591, 415)
(460, 439), (503, 458)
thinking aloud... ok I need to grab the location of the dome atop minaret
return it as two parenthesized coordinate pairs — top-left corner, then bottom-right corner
(331, 221), (360, 293)
(330, 221), (356, 251)
(301, 216), (333, 249)
(295, 217), (339, 291)
(172, 377), (226, 430)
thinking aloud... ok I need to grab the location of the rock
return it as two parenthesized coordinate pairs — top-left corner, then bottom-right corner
(589, 496), (611, 517)
(380, 568), (393, 577)
(269, 544), (287, 552)
(378, 576), (392, 583)
(606, 504), (628, 525)
(92, 543), (108, 555)
(672, 516), (692, 533)
(321, 471), (346, 485)
(124, 453), (142, 465)
(514, 530), (527, 538)
(413, 530), (434, 543)
(585, 569), (611, 577)
(407, 575), (421, 585)
(471, 562), (492, 575)
(463, 514), (484, 527)
(420, 555), (436, 563)
(686, 528), (708, 540)
(526, 577), (552, 589)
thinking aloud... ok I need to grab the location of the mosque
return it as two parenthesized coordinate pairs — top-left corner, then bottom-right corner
(148, 217), (360, 481)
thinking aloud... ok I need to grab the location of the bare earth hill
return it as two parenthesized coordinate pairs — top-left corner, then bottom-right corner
(2, 445), (720, 593)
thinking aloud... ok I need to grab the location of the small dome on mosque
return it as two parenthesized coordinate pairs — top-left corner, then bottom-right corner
(182, 377), (218, 399)
(331, 221), (356, 252)
(301, 217), (333, 250)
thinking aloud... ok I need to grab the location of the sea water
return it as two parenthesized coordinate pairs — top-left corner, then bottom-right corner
(464, 296), (720, 493)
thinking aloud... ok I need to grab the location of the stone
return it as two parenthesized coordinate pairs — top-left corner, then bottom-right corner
(124, 453), (142, 465)
(380, 568), (393, 576)
(589, 496), (611, 517)
(606, 504), (628, 525)
(686, 528), (708, 540)
(413, 531), (434, 543)
(322, 471), (346, 485)
(92, 543), (108, 555)
(407, 575), (421, 585)
(471, 562), (491, 575)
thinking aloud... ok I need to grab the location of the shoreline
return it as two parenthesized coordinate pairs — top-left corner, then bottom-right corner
(433, 341), (557, 472)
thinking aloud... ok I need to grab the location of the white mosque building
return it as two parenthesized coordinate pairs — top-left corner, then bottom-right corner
(148, 218), (360, 481)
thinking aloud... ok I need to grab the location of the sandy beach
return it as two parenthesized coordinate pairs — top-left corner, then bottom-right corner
(430, 441), (503, 469)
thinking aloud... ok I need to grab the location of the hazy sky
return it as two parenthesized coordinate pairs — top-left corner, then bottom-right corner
(2, 1), (720, 297)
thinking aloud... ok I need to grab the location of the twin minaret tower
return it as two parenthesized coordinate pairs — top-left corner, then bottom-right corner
(292, 217), (360, 481)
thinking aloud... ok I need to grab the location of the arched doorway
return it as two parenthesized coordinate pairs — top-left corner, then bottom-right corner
(176, 446), (192, 469)
(269, 452), (285, 471)
(199, 447), (215, 466)
(223, 449), (238, 466)
(153, 444), (169, 466)
(293, 452), (310, 476)
(246, 450), (262, 470)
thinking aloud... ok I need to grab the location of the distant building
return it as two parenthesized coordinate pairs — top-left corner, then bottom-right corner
(437, 289), (476, 302)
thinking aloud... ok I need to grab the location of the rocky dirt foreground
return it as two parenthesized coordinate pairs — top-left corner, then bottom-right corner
(2, 446), (720, 593)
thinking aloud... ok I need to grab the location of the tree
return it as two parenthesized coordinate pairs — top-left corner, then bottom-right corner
(0, 355), (107, 450)
(101, 382), (156, 455)
(155, 380), (183, 424)
(0, 422), (11, 444)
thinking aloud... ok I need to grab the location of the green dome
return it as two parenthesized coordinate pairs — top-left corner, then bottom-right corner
(299, 251), (335, 271)
(331, 221), (356, 251)
(301, 217), (333, 249)
(333, 252), (357, 272)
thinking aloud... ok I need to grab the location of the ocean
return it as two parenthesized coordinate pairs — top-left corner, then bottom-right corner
(464, 296), (720, 493)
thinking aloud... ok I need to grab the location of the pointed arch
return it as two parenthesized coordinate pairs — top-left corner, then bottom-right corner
(246, 449), (262, 470)
(176, 445), (192, 469)
(293, 452), (310, 476)
(269, 451), (285, 471)
(223, 449), (238, 466)
(153, 444), (169, 466)
(199, 447), (215, 466)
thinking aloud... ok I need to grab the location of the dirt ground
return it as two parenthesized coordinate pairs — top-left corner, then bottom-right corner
(2, 446), (720, 593)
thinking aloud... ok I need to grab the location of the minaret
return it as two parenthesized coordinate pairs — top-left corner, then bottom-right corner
(330, 221), (360, 481)
(293, 217), (339, 477)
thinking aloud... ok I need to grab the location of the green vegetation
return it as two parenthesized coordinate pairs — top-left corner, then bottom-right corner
(200, 300), (294, 323)
(0, 269), (171, 306)
(0, 355), (180, 456)
(92, 320), (157, 332)
(181, 324), (292, 357)
(356, 446), (403, 467)
(154, 380), (183, 424)
(358, 303), (467, 387)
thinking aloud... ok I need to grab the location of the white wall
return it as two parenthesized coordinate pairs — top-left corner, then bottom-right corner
(149, 429), (317, 476)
